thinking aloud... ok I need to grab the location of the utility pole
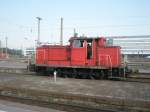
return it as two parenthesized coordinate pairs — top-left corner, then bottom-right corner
(73, 28), (76, 37)
(0, 40), (3, 57)
(5, 36), (8, 58)
(60, 17), (63, 45)
(0, 40), (1, 53)
(36, 17), (42, 46)
(1, 40), (3, 56)
(73, 28), (78, 37)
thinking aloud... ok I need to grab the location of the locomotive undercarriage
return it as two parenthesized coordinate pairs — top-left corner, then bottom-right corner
(33, 65), (127, 79)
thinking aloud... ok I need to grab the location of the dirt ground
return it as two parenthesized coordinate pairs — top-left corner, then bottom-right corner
(0, 58), (150, 102)
(0, 73), (150, 102)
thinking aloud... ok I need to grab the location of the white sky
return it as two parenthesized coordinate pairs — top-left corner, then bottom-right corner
(0, 0), (150, 49)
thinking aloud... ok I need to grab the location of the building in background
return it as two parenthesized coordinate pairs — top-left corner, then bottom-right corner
(107, 35), (150, 55)
(0, 52), (9, 59)
(23, 35), (150, 57)
(23, 47), (35, 57)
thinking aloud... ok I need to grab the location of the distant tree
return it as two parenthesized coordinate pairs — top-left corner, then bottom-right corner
(0, 48), (23, 56)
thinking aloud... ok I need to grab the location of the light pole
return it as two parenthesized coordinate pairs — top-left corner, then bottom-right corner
(0, 40), (3, 57)
(60, 17), (63, 45)
(0, 40), (1, 53)
(5, 36), (8, 58)
(36, 17), (42, 46)
(1, 40), (3, 57)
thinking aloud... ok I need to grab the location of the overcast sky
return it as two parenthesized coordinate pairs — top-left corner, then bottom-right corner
(0, 0), (150, 49)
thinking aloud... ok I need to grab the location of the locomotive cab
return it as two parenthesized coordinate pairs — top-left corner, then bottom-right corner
(70, 37), (96, 66)
(71, 38), (93, 59)
(69, 37), (121, 67)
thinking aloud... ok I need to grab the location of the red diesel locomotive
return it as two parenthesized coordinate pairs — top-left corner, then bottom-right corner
(33, 36), (126, 79)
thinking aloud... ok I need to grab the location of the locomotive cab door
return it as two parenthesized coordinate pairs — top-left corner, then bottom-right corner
(70, 38), (95, 66)
(86, 39), (94, 65)
(87, 40), (93, 60)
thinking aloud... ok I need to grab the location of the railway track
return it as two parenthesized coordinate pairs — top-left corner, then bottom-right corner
(1, 70), (150, 83)
(34, 72), (150, 83)
(126, 75), (150, 83)
(109, 73), (150, 83)
(111, 77), (150, 83)
(0, 95), (115, 112)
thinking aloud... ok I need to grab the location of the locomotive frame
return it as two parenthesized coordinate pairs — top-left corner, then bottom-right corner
(30, 36), (127, 79)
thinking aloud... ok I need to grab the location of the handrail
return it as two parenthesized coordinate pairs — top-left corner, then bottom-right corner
(107, 55), (112, 77)
(99, 54), (112, 77)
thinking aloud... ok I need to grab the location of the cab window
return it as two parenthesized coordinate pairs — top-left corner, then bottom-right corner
(73, 40), (84, 48)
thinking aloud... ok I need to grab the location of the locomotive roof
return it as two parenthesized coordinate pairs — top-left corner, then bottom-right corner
(69, 37), (105, 41)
